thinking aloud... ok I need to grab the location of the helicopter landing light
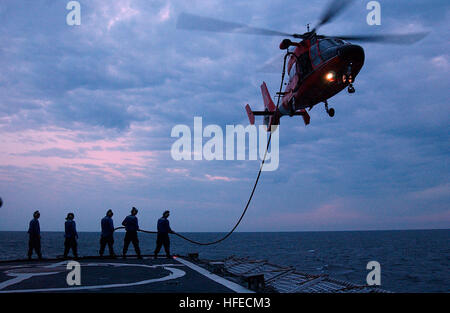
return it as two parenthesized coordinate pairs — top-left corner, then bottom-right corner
(325, 71), (336, 82)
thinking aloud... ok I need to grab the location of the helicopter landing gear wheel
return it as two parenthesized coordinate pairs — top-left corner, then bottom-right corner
(348, 84), (355, 94)
(324, 100), (335, 118)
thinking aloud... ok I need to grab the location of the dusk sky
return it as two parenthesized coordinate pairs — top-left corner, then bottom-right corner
(0, 0), (449, 232)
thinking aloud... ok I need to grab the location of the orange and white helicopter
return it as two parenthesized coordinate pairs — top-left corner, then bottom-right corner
(177, 0), (427, 130)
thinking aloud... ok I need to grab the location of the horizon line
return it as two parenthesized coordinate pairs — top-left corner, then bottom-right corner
(0, 227), (448, 233)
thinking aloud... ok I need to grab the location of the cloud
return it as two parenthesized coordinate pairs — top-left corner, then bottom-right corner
(431, 55), (450, 71)
(0, 126), (158, 180)
(403, 210), (450, 224)
(106, 1), (140, 30)
(205, 174), (238, 182)
(158, 3), (172, 22)
(408, 183), (450, 200)
(280, 200), (366, 225)
(166, 168), (189, 175)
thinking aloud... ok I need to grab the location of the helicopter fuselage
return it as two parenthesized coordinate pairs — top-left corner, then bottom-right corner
(278, 37), (365, 117)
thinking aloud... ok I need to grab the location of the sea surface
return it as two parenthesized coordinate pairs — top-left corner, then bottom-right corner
(0, 229), (448, 292)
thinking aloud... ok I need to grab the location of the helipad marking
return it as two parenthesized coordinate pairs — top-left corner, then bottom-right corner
(0, 272), (61, 290)
(0, 261), (186, 293)
(176, 257), (254, 293)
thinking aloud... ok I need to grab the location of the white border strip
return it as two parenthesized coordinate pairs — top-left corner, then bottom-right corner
(176, 257), (254, 293)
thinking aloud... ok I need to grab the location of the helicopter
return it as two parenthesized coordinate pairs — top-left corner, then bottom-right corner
(177, 0), (428, 130)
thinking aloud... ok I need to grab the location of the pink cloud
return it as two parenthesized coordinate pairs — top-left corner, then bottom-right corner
(279, 201), (365, 225)
(255, 198), (371, 230)
(1, 126), (157, 180)
(157, 3), (171, 22)
(166, 168), (189, 175)
(408, 183), (450, 200)
(204, 174), (238, 182)
(104, 0), (140, 30)
(401, 210), (450, 224)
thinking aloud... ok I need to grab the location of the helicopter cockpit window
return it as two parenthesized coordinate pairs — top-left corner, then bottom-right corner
(333, 38), (345, 45)
(319, 39), (337, 60)
(319, 39), (335, 52)
(298, 52), (312, 80)
(310, 43), (322, 67)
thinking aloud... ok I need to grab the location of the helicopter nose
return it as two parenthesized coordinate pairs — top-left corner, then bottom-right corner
(338, 44), (365, 63)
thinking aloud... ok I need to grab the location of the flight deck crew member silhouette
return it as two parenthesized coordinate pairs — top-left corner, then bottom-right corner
(27, 210), (42, 260)
(63, 212), (78, 259)
(122, 207), (142, 259)
(99, 209), (116, 257)
(154, 210), (174, 259)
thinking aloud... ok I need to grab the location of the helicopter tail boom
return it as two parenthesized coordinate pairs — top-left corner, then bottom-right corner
(245, 81), (310, 129)
(244, 82), (282, 131)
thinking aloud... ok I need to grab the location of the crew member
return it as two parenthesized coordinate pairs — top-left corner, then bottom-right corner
(64, 212), (78, 259)
(27, 210), (42, 260)
(122, 207), (142, 259)
(154, 210), (174, 259)
(99, 209), (116, 257)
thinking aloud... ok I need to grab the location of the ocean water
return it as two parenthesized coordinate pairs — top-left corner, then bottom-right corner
(0, 229), (448, 292)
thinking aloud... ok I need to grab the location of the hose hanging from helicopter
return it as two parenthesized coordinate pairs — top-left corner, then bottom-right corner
(114, 52), (291, 245)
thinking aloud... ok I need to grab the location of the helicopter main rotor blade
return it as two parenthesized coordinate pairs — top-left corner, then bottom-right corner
(311, 0), (354, 34)
(333, 32), (429, 45)
(177, 13), (303, 38)
(256, 53), (286, 73)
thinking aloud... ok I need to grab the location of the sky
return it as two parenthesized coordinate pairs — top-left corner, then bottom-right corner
(0, 0), (449, 232)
